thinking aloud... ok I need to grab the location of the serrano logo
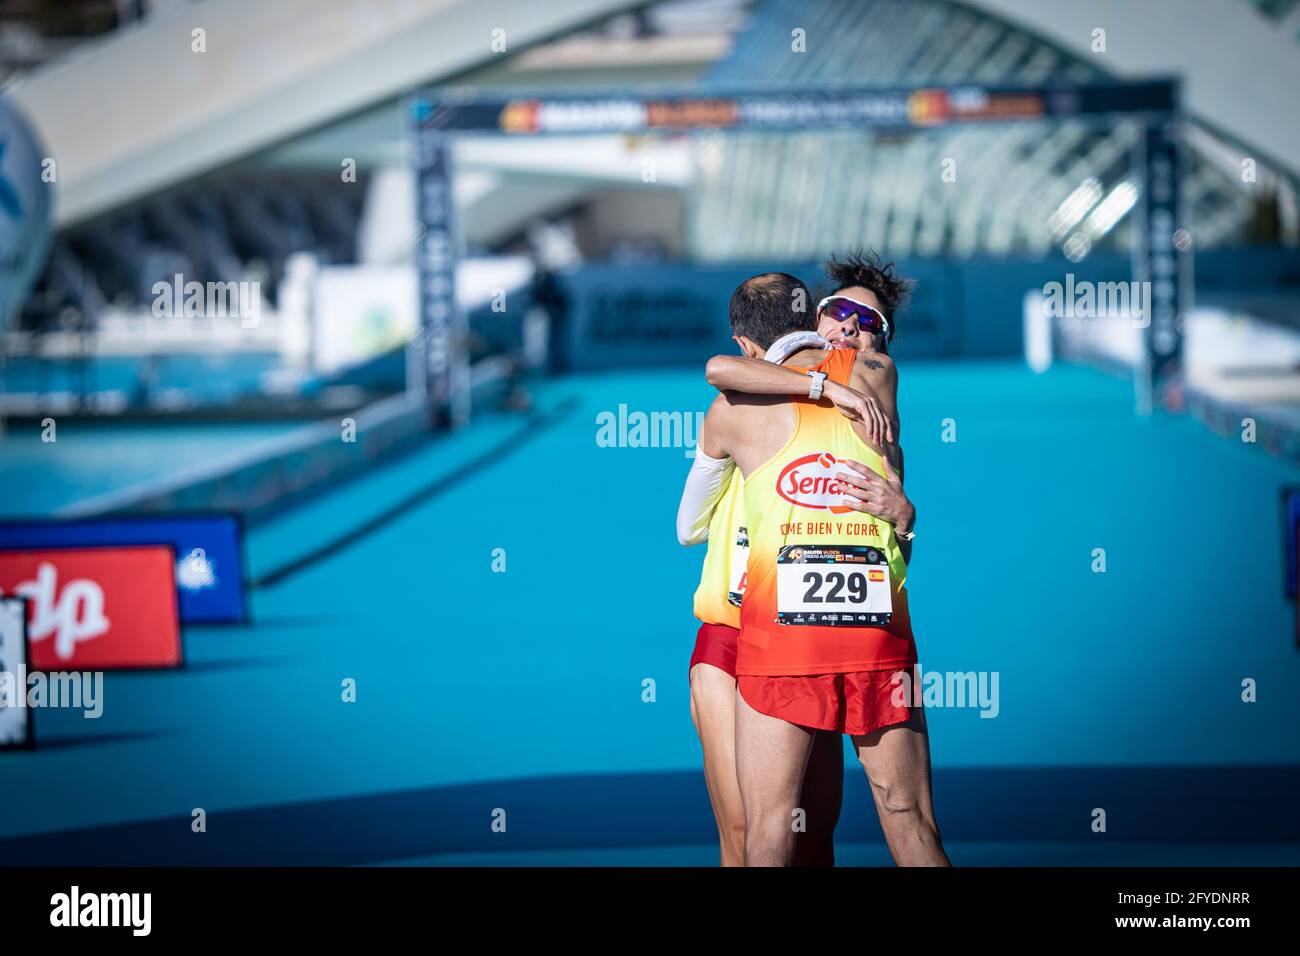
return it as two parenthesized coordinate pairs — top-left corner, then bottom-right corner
(776, 452), (852, 514)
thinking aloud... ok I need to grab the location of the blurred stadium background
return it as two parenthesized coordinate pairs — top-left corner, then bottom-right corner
(0, 0), (1297, 865)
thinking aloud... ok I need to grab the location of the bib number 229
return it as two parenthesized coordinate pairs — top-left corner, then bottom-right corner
(776, 544), (892, 626)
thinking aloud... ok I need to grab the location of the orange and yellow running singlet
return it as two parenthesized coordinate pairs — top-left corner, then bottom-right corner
(691, 469), (747, 629)
(737, 349), (916, 676)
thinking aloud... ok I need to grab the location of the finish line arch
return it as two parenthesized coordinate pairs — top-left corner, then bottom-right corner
(411, 79), (1189, 426)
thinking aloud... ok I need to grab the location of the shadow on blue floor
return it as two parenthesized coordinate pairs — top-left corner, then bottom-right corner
(23, 730), (175, 752)
(1, 764), (1296, 866)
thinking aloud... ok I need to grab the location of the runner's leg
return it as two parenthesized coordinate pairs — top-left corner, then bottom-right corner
(689, 662), (746, 866)
(851, 708), (949, 866)
(735, 686), (816, 866)
(791, 730), (844, 866)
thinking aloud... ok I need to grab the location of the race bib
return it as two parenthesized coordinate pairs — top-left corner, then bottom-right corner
(776, 544), (892, 626)
(727, 526), (749, 607)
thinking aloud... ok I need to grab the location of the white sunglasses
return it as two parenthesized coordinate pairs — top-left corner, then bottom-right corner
(816, 295), (892, 343)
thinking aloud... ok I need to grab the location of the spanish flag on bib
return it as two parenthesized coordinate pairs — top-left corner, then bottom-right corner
(737, 349), (917, 677)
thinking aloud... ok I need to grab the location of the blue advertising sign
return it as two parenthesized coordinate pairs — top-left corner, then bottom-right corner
(1284, 487), (1300, 601)
(0, 513), (246, 624)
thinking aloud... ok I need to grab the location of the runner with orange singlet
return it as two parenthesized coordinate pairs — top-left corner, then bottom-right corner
(677, 319), (890, 866)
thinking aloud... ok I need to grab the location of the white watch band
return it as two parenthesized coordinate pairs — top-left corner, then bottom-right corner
(807, 370), (828, 400)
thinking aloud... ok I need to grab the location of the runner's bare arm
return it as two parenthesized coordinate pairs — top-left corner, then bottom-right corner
(847, 353), (913, 562)
(705, 355), (811, 394)
(852, 352), (903, 477)
(705, 355), (892, 447)
(696, 392), (733, 460)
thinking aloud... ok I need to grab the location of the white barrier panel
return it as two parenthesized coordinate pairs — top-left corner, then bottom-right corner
(1184, 307), (1300, 403)
(313, 266), (418, 377)
(0, 597), (32, 749)
(311, 257), (534, 376)
(1023, 290), (1052, 374)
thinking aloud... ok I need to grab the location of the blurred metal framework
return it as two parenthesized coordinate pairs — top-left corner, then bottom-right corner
(694, 0), (1276, 260)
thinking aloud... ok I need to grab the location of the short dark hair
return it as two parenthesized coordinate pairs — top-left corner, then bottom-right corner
(823, 249), (911, 326)
(728, 272), (812, 349)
